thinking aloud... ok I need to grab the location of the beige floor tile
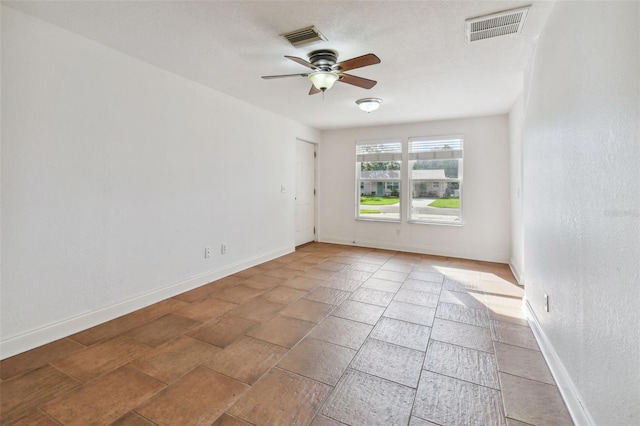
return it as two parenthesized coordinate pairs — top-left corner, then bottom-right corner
(436, 301), (490, 328)
(263, 267), (301, 280)
(314, 261), (349, 272)
(499, 373), (572, 425)
(211, 413), (253, 425)
(439, 289), (487, 310)
(277, 338), (356, 386)
(309, 316), (373, 350)
(6, 409), (62, 426)
(310, 414), (348, 425)
(304, 286), (351, 305)
(205, 337), (288, 384)
(282, 276), (324, 291)
(172, 283), (221, 303)
(491, 320), (539, 350)
(394, 289), (440, 308)
(349, 287), (395, 307)
(383, 301), (436, 326)
(226, 298), (286, 322)
(371, 270), (408, 282)
(495, 342), (555, 384)
(260, 286), (307, 304)
(430, 318), (494, 353)
(303, 268), (337, 280)
(409, 416), (440, 425)
(408, 270), (445, 283)
(337, 269), (373, 282)
(174, 297), (238, 322)
(0, 338), (85, 381)
(0, 366), (80, 423)
(320, 277), (362, 292)
(187, 315), (258, 348)
(228, 368), (331, 425)
(331, 300), (385, 325)
(424, 340), (499, 389)
(111, 411), (156, 425)
(370, 317), (431, 351)
(361, 277), (403, 293)
(51, 336), (151, 382)
(247, 316), (315, 348)
(321, 369), (415, 425)
(69, 315), (146, 346)
(242, 275), (285, 291)
(124, 314), (201, 347)
(128, 298), (191, 323)
(135, 366), (247, 425)
(42, 367), (164, 426)
(380, 262), (414, 273)
(352, 339), (424, 388)
(348, 262), (380, 273)
(279, 299), (335, 323)
(412, 370), (506, 426)
(401, 279), (443, 295)
(506, 418), (535, 426)
(127, 335), (221, 384)
(216, 284), (266, 304)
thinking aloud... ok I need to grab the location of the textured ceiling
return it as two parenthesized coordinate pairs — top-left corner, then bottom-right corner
(3, 1), (556, 130)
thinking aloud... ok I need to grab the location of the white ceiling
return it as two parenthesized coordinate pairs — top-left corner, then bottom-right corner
(3, 1), (556, 130)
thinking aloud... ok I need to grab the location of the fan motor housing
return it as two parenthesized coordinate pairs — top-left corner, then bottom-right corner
(308, 50), (337, 70)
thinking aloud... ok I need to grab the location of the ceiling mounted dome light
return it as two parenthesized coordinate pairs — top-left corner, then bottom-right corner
(356, 97), (383, 113)
(308, 71), (339, 91)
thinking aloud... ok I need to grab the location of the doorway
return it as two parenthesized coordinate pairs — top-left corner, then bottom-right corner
(295, 139), (316, 246)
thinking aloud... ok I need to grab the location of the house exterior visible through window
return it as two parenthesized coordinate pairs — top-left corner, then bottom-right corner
(355, 136), (463, 225)
(409, 136), (463, 224)
(356, 140), (402, 221)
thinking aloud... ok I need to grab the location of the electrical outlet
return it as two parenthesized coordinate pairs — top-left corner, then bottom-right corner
(204, 247), (211, 258)
(544, 294), (549, 312)
(395, 228), (400, 236)
(221, 243), (227, 254)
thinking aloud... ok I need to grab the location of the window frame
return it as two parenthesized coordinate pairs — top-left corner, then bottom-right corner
(407, 135), (464, 226)
(355, 139), (403, 223)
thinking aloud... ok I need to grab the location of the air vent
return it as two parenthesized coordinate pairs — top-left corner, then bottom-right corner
(281, 26), (327, 47)
(465, 6), (530, 43)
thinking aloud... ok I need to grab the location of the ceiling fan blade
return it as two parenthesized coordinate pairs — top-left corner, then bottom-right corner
(308, 84), (321, 95)
(285, 55), (316, 70)
(338, 73), (377, 89)
(261, 73), (308, 79)
(334, 53), (380, 72)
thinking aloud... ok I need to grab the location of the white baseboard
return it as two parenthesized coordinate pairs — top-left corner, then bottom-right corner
(0, 245), (294, 360)
(320, 235), (509, 264)
(524, 299), (595, 426)
(509, 260), (524, 285)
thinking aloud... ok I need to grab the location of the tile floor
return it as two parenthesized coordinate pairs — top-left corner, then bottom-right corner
(0, 243), (574, 425)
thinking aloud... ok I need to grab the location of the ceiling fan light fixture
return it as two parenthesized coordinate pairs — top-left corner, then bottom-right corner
(308, 71), (339, 91)
(356, 98), (383, 113)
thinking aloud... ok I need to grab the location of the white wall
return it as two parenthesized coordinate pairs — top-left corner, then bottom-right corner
(509, 95), (525, 284)
(319, 115), (511, 263)
(521, 1), (640, 424)
(0, 6), (319, 358)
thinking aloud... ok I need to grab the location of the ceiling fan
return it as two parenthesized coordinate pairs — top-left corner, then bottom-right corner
(261, 49), (381, 95)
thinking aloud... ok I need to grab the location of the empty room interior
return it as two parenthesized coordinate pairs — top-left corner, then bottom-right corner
(1, 1), (638, 425)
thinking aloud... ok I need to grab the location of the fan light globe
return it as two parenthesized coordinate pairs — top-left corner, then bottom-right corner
(356, 98), (383, 113)
(308, 71), (339, 91)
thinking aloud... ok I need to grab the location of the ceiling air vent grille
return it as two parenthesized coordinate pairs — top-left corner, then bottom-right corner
(281, 26), (327, 47)
(465, 6), (530, 43)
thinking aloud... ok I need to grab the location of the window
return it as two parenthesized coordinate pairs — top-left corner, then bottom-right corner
(408, 136), (463, 224)
(356, 140), (402, 221)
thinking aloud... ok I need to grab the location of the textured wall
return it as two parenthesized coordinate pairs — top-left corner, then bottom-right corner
(319, 115), (511, 263)
(522, 1), (640, 423)
(1, 6), (319, 356)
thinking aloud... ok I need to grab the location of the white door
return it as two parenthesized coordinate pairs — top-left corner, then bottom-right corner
(295, 140), (316, 246)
